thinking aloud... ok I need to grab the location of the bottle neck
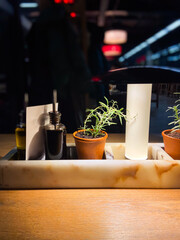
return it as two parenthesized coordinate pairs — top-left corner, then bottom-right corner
(49, 111), (61, 125)
(19, 109), (26, 125)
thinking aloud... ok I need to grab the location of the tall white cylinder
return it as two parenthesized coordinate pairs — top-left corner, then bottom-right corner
(125, 84), (152, 160)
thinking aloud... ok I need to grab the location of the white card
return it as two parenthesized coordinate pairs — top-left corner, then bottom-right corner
(26, 103), (58, 160)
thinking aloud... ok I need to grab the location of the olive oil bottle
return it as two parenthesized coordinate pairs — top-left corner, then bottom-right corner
(15, 93), (28, 160)
(15, 111), (26, 160)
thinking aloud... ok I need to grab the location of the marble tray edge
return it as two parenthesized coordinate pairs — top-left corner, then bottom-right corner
(1, 143), (180, 190)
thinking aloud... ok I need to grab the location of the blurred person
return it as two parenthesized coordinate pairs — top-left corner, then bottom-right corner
(27, 0), (91, 132)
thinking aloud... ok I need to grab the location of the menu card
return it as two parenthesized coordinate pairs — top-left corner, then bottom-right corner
(26, 103), (58, 160)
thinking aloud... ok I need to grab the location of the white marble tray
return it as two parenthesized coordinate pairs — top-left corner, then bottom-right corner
(1, 143), (180, 189)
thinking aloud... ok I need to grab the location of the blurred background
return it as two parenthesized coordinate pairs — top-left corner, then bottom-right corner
(0, 0), (180, 135)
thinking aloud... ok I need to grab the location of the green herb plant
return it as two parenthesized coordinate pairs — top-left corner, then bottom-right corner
(167, 93), (180, 131)
(81, 97), (126, 138)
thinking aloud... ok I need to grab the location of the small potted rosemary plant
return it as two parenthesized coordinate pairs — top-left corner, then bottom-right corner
(73, 97), (126, 159)
(162, 93), (180, 159)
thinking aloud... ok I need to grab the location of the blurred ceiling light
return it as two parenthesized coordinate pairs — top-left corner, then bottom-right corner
(161, 49), (168, 56)
(119, 56), (125, 62)
(146, 36), (156, 45)
(139, 42), (148, 49)
(166, 19), (180, 31)
(19, 2), (38, 8)
(119, 18), (180, 62)
(154, 29), (168, 39)
(167, 55), (180, 62)
(104, 30), (127, 44)
(102, 45), (122, 57)
(168, 44), (180, 54)
(151, 53), (161, 60)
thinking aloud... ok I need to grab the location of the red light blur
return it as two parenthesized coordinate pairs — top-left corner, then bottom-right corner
(102, 45), (122, 53)
(136, 55), (146, 64)
(54, 0), (75, 4)
(92, 77), (101, 82)
(54, 0), (62, 3)
(70, 12), (77, 18)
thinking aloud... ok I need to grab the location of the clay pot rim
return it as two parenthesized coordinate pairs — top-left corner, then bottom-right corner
(73, 129), (108, 142)
(162, 129), (180, 141)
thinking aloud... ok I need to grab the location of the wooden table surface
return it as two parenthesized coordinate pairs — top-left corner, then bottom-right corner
(1, 134), (180, 240)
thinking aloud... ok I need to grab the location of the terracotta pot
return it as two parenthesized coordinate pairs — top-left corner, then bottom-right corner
(73, 130), (108, 159)
(162, 129), (180, 160)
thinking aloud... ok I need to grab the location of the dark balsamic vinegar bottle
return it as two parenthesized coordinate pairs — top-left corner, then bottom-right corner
(45, 110), (66, 160)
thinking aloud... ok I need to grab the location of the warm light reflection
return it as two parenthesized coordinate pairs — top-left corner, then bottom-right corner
(104, 30), (127, 44)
